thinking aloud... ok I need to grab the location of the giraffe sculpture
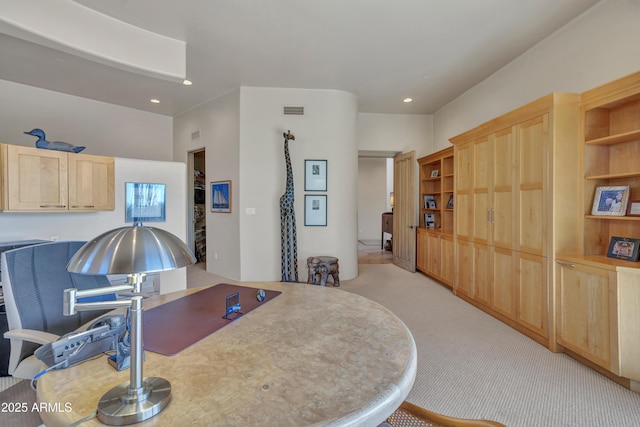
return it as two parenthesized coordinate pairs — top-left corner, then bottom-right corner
(280, 130), (298, 282)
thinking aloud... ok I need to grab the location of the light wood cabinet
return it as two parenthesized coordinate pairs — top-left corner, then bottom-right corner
(416, 228), (453, 287)
(555, 72), (640, 388)
(450, 93), (581, 349)
(69, 153), (115, 211)
(416, 147), (454, 287)
(0, 144), (114, 212)
(556, 256), (640, 382)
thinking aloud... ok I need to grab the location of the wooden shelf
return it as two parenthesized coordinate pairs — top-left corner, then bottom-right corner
(585, 215), (640, 221)
(582, 71), (640, 256)
(585, 129), (640, 146)
(585, 171), (640, 180)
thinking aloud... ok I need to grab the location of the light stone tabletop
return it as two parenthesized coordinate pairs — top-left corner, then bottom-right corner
(37, 281), (417, 426)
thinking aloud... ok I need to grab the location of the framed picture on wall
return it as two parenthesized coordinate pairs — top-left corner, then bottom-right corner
(211, 180), (232, 213)
(125, 182), (166, 222)
(305, 160), (327, 191)
(305, 194), (327, 226)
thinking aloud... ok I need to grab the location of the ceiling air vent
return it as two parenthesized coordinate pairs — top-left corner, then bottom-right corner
(283, 106), (304, 116)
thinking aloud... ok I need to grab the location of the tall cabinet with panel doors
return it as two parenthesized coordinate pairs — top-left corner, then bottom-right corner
(556, 72), (640, 390)
(416, 147), (454, 287)
(451, 93), (581, 350)
(0, 143), (114, 212)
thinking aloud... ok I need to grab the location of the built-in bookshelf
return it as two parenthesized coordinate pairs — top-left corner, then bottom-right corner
(581, 72), (640, 260)
(417, 147), (454, 233)
(416, 147), (454, 286)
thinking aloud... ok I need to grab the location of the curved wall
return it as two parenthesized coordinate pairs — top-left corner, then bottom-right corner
(239, 87), (358, 281)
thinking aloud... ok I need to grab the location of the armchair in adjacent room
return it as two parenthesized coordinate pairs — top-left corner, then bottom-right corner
(1, 241), (115, 379)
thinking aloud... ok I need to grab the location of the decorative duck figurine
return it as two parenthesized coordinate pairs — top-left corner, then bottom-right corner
(23, 129), (85, 153)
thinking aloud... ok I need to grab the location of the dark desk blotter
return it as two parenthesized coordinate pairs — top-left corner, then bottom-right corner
(143, 283), (281, 356)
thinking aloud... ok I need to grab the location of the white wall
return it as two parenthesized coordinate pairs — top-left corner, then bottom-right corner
(174, 87), (359, 282)
(357, 157), (388, 243)
(434, 0), (640, 149)
(173, 89), (242, 280)
(0, 79), (186, 292)
(239, 87), (358, 282)
(0, 80), (173, 161)
(0, 158), (188, 293)
(358, 113), (433, 158)
(357, 113), (433, 236)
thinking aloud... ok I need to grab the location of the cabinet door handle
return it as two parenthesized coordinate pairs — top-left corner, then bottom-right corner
(71, 205), (95, 208)
(556, 261), (576, 268)
(487, 209), (495, 224)
(40, 205), (66, 208)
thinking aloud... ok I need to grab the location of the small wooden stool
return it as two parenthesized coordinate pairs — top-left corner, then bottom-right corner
(307, 256), (340, 287)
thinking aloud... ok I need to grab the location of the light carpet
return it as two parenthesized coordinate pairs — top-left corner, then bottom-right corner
(339, 264), (640, 427)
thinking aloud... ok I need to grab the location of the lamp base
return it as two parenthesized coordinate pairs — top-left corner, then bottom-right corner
(97, 377), (171, 426)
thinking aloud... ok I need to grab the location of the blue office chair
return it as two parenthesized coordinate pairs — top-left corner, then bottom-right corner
(2, 241), (114, 379)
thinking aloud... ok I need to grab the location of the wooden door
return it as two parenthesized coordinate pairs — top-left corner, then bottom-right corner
(416, 228), (428, 272)
(556, 261), (614, 370)
(6, 144), (68, 210)
(473, 242), (491, 307)
(517, 115), (548, 256)
(472, 137), (491, 245)
(440, 235), (454, 286)
(491, 247), (516, 320)
(455, 238), (473, 297)
(517, 252), (548, 338)
(455, 142), (472, 242)
(69, 154), (115, 211)
(393, 151), (416, 272)
(426, 232), (441, 277)
(492, 128), (516, 250)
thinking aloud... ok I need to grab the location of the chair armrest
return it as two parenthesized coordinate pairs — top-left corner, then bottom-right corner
(4, 329), (60, 345)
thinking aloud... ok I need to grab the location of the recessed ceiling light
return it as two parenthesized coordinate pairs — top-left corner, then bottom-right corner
(403, 98), (413, 103)
(150, 99), (160, 104)
(183, 79), (192, 86)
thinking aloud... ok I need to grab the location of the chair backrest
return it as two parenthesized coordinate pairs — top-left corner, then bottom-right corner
(2, 241), (114, 371)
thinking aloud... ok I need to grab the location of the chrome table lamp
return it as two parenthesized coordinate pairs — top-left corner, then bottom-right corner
(64, 222), (196, 425)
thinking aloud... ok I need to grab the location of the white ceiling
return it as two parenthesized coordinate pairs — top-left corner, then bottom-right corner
(0, 0), (600, 117)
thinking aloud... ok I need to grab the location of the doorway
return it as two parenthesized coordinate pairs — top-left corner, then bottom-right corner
(356, 152), (397, 262)
(189, 149), (206, 263)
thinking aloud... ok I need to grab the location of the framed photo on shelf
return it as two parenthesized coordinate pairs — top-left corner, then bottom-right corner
(304, 160), (327, 191)
(211, 180), (232, 213)
(424, 213), (435, 228)
(430, 169), (439, 178)
(446, 195), (454, 209)
(305, 194), (327, 226)
(424, 194), (436, 209)
(607, 236), (640, 261)
(125, 182), (166, 222)
(627, 200), (640, 217)
(591, 185), (630, 216)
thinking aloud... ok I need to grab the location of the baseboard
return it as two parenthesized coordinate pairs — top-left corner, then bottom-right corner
(358, 239), (380, 246)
